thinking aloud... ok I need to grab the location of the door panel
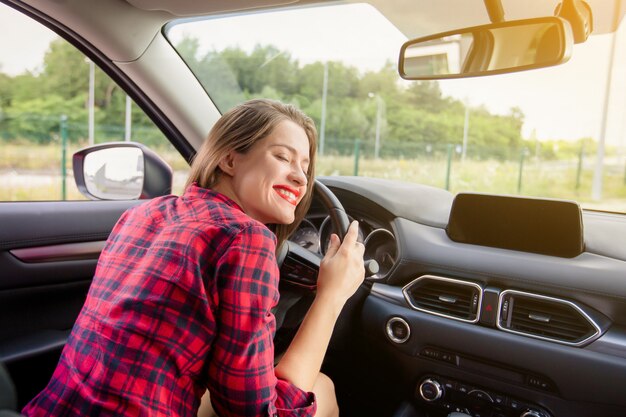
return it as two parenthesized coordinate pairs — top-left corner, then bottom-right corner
(0, 200), (141, 406)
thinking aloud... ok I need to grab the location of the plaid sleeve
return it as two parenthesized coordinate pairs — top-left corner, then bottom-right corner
(207, 224), (316, 417)
(273, 379), (316, 417)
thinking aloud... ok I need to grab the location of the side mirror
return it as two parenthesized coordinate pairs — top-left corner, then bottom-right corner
(73, 142), (173, 200)
(399, 16), (574, 80)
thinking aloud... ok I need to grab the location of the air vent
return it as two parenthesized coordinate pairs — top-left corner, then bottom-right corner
(498, 290), (601, 346)
(402, 275), (482, 323)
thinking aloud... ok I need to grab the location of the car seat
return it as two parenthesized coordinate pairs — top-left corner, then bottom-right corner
(0, 362), (24, 417)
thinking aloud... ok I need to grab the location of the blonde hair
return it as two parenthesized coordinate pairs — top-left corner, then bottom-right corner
(186, 99), (317, 248)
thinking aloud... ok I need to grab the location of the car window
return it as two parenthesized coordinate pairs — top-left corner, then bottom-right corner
(167, 1), (626, 214)
(0, 2), (188, 201)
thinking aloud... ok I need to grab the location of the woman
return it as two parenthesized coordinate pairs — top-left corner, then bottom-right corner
(23, 99), (365, 417)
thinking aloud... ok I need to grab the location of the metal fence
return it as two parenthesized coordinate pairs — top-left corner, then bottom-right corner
(2, 115), (625, 207)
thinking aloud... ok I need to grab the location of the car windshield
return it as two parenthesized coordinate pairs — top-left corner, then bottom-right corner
(166, 1), (626, 214)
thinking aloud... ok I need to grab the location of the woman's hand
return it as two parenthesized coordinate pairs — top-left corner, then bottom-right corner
(275, 221), (365, 392)
(316, 220), (366, 307)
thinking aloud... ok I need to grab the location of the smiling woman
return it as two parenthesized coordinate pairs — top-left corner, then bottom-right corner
(210, 120), (310, 225)
(21, 98), (366, 417)
(185, 99), (318, 246)
(3, 2), (626, 417)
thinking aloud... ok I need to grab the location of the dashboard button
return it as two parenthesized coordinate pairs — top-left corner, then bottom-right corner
(479, 287), (500, 326)
(443, 380), (456, 391)
(386, 317), (410, 343)
(520, 410), (545, 417)
(509, 399), (524, 410)
(493, 394), (506, 406)
(457, 383), (471, 394)
(421, 347), (439, 359)
(469, 389), (494, 403)
(440, 351), (457, 364)
(418, 378), (444, 402)
(527, 375), (552, 391)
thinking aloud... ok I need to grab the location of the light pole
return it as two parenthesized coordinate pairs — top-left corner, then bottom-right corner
(319, 61), (329, 156)
(86, 58), (95, 145)
(368, 93), (385, 159)
(461, 100), (470, 161)
(125, 95), (132, 141)
(592, 29), (619, 200)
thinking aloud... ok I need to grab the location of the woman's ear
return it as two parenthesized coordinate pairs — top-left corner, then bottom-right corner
(218, 152), (237, 176)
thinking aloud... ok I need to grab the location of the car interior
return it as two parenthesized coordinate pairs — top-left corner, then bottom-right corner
(1, 1), (626, 417)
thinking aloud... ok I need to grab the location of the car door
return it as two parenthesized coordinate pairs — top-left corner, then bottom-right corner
(0, 199), (140, 406)
(0, 2), (189, 406)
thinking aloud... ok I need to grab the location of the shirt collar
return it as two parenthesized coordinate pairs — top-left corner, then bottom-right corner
(184, 183), (245, 213)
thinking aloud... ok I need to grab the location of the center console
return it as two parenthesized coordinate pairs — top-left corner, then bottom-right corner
(415, 375), (552, 417)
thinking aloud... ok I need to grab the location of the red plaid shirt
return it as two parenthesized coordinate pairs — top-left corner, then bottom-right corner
(23, 185), (316, 417)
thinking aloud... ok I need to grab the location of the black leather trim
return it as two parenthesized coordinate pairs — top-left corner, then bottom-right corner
(0, 330), (69, 364)
(0, 200), (141, 251)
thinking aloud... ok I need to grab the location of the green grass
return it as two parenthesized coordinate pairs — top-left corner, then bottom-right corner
(2, 144), (626, 212)
(0, 142), (188, 171)
(318, 155), (626, 212)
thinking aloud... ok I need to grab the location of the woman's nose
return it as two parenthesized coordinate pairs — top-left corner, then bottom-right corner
(290, 166), (308, 186)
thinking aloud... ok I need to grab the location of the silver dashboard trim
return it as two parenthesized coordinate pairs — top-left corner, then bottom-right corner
(386, 316), (411, 344)
(496, 289), (602, 347)
(402, 274), (483, 324)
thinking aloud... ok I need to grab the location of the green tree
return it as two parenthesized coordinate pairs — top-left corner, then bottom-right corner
(2, 36), (528, 161)
(0, 73), (12, 109)
(5, 94), (87, 143)
(39, 40), (88, 99)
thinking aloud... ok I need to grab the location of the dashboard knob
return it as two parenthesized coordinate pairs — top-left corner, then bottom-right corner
(419, 378), (444, 402)
(520, 410), (544, 417)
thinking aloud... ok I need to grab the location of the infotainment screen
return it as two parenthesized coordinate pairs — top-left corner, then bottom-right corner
(446, 193), (584, 258)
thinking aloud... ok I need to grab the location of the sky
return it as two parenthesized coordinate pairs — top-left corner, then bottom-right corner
(0, 5), (54, 76)
(2, 2), (626, 147)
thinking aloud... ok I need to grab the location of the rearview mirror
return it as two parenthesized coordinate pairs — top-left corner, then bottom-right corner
(399, 16), (573, 80)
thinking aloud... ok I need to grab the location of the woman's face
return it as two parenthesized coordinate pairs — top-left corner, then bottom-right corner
(228, 120), (310, 225)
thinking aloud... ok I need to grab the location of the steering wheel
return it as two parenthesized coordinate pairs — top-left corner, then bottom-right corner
(313, 180), (352, 241)
(275, 180), (348, 286)
(276, 179), (377, 288)
(273, 180), (378, 347)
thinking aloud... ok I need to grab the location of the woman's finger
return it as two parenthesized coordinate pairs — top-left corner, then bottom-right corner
(341, 221), (359, 246)
(325, 233), (340, 258)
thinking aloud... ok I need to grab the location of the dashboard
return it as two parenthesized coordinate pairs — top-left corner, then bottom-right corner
(292, 208), (398, 280)
(308, 176), (626, 417)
